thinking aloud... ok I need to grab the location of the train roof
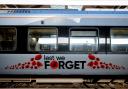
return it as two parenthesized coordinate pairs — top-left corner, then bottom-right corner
(1, 9), (128, 15)
(0, 9), (128, 26)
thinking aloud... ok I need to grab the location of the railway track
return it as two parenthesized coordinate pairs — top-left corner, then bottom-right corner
(0, 78), (128, 89)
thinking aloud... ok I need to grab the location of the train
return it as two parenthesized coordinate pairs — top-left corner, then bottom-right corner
(0, 9), (128, 79)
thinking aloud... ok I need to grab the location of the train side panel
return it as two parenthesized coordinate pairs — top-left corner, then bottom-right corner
(0, 54), (127, 75)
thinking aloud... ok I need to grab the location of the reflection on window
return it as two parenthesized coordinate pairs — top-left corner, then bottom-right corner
(28, 28), (57, 51)
(111, 29), (128, 52)
(70, 30), (98, 52)
(0, 28), (16, 51)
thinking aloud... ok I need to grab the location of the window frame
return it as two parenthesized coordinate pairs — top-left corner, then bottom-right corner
(28, 27), (58, 52)
(110, 28), (128, 54)
(0, 27), (17, 51)
(69, 27), (99, 53)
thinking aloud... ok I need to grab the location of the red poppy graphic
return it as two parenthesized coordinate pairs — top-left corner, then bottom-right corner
(88, 54), (96, 60)
(5, 54), (43, 70)
(32, 61), (37, 66)
(50, 60), (59, 70)
(87, 54), (126, 70)
(37, 61), (43, 67)
(87, 61), (94, 67)
(35, 54), (42, 60)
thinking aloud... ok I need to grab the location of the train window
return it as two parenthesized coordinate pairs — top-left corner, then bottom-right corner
(70, 29), (98, 52)
(0, 28), (16, 51)
(28, 28), (57, 51)
(111, 28), (128, 53)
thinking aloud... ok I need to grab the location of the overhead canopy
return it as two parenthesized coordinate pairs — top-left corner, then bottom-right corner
(0, 0), (128, 5)
(0, 0), (128, 10)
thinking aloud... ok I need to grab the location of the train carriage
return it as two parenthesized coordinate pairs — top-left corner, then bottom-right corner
(0, 9), (128, 79)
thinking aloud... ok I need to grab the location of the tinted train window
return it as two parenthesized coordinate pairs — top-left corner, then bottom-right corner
(28, 28), (57, 51)
(111, 28), (128, 53)
(70, 28), (98, 52)
(0, 28), (16, 51)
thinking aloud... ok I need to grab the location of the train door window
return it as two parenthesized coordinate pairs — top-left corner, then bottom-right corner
(28, 28), (58, 51)
(0, 27), (16, 51)
(70, 28), (98, 52)
(111, 28), (128, 53)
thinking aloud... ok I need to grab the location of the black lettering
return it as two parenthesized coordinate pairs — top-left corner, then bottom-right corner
(66, 61), (73, 69)
(45, 61), (50, 69)
(56, 56), (61, 60)
(79, 61), (86, 69)
(59, 61), (65, 69)
(44, 55), (46, 60)
(74, 61), (80, 69)
(56, 56), (65, 60)
(51, 56), (54, 60)
(44, 55), (54, 60)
